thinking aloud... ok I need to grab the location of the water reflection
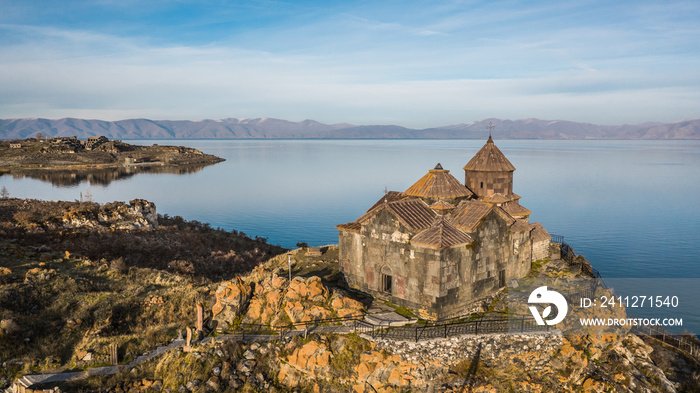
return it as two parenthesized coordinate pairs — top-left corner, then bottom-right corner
(3, 162), (218, 187)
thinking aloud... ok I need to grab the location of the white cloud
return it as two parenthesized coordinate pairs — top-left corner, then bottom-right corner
(1, 4), (700, 128)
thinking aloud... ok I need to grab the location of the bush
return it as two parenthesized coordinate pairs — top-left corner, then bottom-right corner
(109, 257), (127, 274)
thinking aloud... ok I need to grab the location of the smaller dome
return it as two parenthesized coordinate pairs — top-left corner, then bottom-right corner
(405, 166), (474, 199)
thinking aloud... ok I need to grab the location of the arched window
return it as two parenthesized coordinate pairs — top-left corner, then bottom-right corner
(380, 265), (393, 294)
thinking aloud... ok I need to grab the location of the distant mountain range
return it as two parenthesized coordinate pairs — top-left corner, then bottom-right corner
(1, 117), (699, 140)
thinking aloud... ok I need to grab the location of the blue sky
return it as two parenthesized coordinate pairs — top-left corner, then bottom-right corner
(1, 0), (699, 127)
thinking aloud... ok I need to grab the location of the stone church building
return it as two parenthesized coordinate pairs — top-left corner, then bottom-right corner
(336, 137), (551, 321)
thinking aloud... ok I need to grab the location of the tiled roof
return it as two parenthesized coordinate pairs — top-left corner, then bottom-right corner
(482, 193), (510, 204)
(530, 222), (551, 242)
(366, 191), (407, 212)
(494, 206), (516, 226)
(405, 166), (473, 199)
(358, 198), (436, 231)
(429, 200), (455, 210)
(387, 198), (436, 230)
(501, 201), (532, 217)
(450, 200), (493, 232)
(412, 218), (473, 249)
(463, 136), (516, 172)
(511, 218), (531, 233)
(336, 221), (361, 232)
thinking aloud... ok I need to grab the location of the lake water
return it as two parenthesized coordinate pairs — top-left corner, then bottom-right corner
(3, 139), (700, 331)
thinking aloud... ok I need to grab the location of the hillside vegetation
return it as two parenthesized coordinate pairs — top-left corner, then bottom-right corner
(0, 198), (285, 387)
(2, 199), (700, 392)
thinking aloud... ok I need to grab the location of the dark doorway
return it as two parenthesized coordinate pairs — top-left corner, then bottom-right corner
(498, 269), (506, 288)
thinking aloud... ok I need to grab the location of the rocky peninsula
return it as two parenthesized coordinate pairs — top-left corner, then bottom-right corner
(0, 136), (224, 173)
(1, 199), (699, 392)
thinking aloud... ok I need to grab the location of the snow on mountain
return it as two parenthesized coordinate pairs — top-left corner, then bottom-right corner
(1, 117), (698, 140)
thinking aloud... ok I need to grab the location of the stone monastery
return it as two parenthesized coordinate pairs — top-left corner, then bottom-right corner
(337, 136), (551, 321)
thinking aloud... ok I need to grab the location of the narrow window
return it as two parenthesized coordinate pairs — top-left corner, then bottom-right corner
(382, 274), (393, 293)
(480, 181), (484, 189)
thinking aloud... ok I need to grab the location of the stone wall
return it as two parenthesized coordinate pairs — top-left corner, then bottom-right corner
(372, 332), (563, 371)
(464, 170), (514, 198)
(340, 208), (532, 321)
(435, 209), (531, 320)
(532, 238), (550, 261)
(342, 209), (440, 316)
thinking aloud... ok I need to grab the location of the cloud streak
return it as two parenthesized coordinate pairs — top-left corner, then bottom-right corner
(1, 1), (699, 127)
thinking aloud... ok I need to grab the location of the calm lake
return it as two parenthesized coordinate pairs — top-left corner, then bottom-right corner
(3, 139), (699, 330)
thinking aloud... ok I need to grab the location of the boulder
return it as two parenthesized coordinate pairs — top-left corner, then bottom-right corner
(284, 301), (306, 324)
(265, 289), (282, 307)
(212, 278), (254, 330)
(245, 297), (265, 321)
(271, 274), (286, 288)
(61, 199), (158, 231)
(277, 363), (299, 388)
(287, 277), (308, 299)
(99, 199), (158, 230)
(305, 276), (327, 302)
(305, 305), (332, 323)
(287, 341), (333, 376)
(214, 271), (365, 328)
(331, 294), (364, 319)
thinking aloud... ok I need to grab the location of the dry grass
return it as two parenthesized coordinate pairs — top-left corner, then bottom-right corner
(0, 199), (286, 382)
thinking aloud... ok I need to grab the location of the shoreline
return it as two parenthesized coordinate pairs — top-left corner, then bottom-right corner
(0, 158), (223, 173)
(0, 136), (225, 173)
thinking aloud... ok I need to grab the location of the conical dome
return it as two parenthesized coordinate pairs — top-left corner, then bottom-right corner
(463, 136), (515, 172)
(405, 163), (473, 199)
(463, 136), (515, 198)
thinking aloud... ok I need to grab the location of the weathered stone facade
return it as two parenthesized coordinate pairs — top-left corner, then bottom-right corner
(337, 137), (550, 321)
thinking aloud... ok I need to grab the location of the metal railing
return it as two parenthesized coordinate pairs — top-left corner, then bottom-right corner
(633, 324), (700, 363)
(353, 316), (550, 342)
(551, 234), (606, 287)
(552, 234), (700, 359)
(226, 315), (365, 340)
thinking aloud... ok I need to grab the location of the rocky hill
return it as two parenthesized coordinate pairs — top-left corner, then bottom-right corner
(2, 117), (700, 140)
(30, 247), (700, 393)
(0, 198), (287, 389)
(1, 199), (699, 392)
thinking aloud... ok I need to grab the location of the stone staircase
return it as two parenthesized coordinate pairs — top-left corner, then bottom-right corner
(126, 339), (185, 368)
(8, 340), (186, 392)
(10, 374), (63, 393)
